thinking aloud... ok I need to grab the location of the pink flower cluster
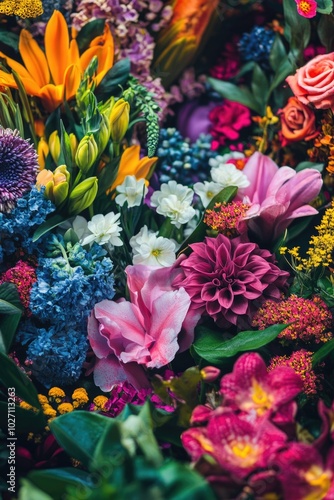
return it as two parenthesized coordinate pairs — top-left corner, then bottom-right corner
(182, 352), (334, 499)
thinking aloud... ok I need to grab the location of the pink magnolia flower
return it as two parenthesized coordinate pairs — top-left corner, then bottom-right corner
(173, 233), (289, 328)
(236, 152), (323, 242)
(220, 353), (303, 423)
(275, 443), (334, 500)
(88, 263), (197, 391)
(182, 413), (287, 479)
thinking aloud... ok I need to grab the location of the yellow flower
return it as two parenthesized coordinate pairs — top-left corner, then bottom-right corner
(93, 395), (109, 411)
(108, 145), (157, 193)
(48, 387), (66, 403)
(0, 0), (43, 18)
(57, 403), (74, 414)
(0, 10), (114, 112)
(72, 388), (89, 408)
(42, 404), (57, 419)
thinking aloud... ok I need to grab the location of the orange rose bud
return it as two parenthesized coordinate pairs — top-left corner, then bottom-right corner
(278, 97), (319, 147)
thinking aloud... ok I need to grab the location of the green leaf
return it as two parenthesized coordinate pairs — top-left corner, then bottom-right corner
(251, 64), (269, 113)
(283, 0), (311, 62)
(58, 121), (73, 172)
(95, 59), (131, 101)
(268, 57), (295, 96)
(0, 402), (46, 433)
(0, 313), (22, 354)
(96, 156), (120, 196)
(32, 214), (67, 242)
(26, 468), (95, 500)
(0, 282), (22, 313)
(313, 338), (334, 366)
(19, 479), (53, 500)
(316, 0), (333, 14)
(295, 161), (324, 172)
(269, 34), (288, 72)
(317, 14), (334, 52)
(0, 352), (41, 409)
(76, 19), (106, 52)
(207, 78), (263, 114)
(177, 186), (237, 255)
(0, 30), (19, 52)
(193, 324), (287, 364)
(159, 461), (216, 500)
(50, 411), (111, 468)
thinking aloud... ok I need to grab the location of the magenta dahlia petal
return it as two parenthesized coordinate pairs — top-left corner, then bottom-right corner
(0, 128), (39, 212)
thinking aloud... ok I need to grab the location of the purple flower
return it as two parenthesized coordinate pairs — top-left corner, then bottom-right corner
(0, 129), (38, 213)
(173, 234), (289, 328)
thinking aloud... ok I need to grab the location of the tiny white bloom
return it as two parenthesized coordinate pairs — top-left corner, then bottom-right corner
(150, 180), (194, 207)
(209, 152), (245, 169)
(193, 181), (222, 207)
(156, 195), (196, 228)
(130, 226), (176, 267)
(81, 212), (123, 247)
(115, 175), (148, 208)
(210, 163), (250, 189)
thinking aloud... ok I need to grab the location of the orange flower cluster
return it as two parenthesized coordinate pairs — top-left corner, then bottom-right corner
(203, 201), (249, 237)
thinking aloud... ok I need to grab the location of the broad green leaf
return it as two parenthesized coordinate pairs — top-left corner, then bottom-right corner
(193, 324), (287, 364)
(251, 64), (269, 113)
(208, 78), (263, 114)
(269, 34), (288, 72)
(0, 352), (41, 408)
(32, 214), (67, 242)
(0, 402), (46, 433)
(317, 0), (333, 14)
(295, 161), (324, 172)
(50, 411), (111, 468)
(268, 57), (295, 96)
(284, 215), (314, 243)
(19, 479), (53, 500)
(26, 468), (95, 500)
(95, 59), (131, 100)
(0, 313), (22, 354)
(96, 156), (120, 196)
(317, 14), (334, 52)
(313, 338), (334, 366)
(0, 30), (19, 51)
(177, 186), (237, 255)
(58, 121), (73, 172)
(159, 461), (216, 500)
(0, 282), (22, 316)
(76, 19), (106, 52)
(283, 0), (311, 62)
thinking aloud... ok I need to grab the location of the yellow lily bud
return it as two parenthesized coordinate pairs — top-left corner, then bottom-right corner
(54, 165), (71, 183)
(48, 130), (61, 164)
(37, 137), (49, 170)
(109, 99), (130, 143)
(95, 112), (111, 154)
(36, 166), (70, 206)
(69, 133), (78, 163)
(68, 176), (98, 215)
(75, 134), (99, 174)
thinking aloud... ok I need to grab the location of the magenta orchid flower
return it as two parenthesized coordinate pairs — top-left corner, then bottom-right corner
(236, 152), (323, 242)
(220, 353), (303, 423)
(182, 413), (287, 479)
(88, 263), (196, 391)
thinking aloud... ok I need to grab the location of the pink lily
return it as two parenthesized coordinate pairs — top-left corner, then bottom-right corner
(88, 263), (195, 391)
(236, 152), (323, 242)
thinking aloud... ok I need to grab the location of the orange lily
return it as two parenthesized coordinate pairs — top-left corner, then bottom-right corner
(0, 10), (114, 112)
(108, 145), (158, 193)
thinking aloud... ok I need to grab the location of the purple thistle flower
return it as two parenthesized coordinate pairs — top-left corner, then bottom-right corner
(0, 128), (38, 213)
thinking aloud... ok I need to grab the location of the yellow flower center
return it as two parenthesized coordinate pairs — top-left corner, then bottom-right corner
(298, 0), (312, 13)
(251, 379), (273, 415)
(151, 249), (162, 257)
(228, 439), (260, 467)
(303, 465), (331, 500)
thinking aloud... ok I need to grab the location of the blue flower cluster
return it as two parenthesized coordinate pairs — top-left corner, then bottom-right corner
(155, 128), (216, 185)
(239, 26), (275, 68)
(18, 235), (115, 387)
(0, 187), (55, 261)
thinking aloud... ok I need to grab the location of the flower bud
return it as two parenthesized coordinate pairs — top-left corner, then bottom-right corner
(200, 366), (221, 382)
(36, 165), (70, 206)
(109, 99), (130, 143)
(68, 176), (98, 215)
(69, 133), (78, 163)
(75, 134), (99, 174)
(37, 137), (49, 170)
(54, 165), (70, 183)
(95, 112), (111, 154)
(48, 130), (61, 164)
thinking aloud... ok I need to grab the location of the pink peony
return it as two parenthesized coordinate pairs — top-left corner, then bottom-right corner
(182, 413), (287, 479)
(236, 151), (323, 242)
(173, 233), (289, 328)
(88, 263), (198, 391)
(208, 100), (252, 150)
(220, 353), (303, 423)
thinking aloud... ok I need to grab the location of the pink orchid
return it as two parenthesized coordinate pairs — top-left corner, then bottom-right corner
(88, 263), (197, 391)
(220, 353), (303, 423)
(182, 413), (287, 479)
(236, 152), (323, 242)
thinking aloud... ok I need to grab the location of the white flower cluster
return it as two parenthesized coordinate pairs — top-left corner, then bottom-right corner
(115, 175), (148, 208)
(193, 152), (250, 207)
(130, 225), (176, 267)
(150, 180), (196, 228)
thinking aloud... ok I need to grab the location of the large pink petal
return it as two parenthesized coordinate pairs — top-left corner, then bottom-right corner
(265, 166), (295, 198)
(237, 152), (278, 203)
(87, 313), (112, 359)
(280, 169), (322, 214)
(93, 356), (150, 391)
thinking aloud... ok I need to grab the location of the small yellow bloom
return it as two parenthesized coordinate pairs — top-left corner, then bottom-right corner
(0, 0), (43, 18)
(48, 387), (65, 403)
(42, 404), (57, 418)
(19, 401), (33, 411)
(57, 403), (74, 414)
(72, 388), (89, 408)
(93, 395), (109, 410)
(38, 394), (48, 405)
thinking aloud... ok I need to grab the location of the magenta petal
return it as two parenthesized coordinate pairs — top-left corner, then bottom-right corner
(238, 152), (278, 203)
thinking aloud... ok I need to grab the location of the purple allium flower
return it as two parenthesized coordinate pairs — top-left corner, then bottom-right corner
(0, 129), (38, 213)
(173, 234), (289, 328)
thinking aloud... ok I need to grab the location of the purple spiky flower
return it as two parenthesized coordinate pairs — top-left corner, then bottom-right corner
(0, 128), (39, 212)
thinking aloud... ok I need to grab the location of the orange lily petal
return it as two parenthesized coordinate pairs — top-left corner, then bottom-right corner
(0, 51), (35, 82)
(136, 156), (158, 179)
(19, 29), (50, 88)
(63, 64), (81, 101)
(45, 10), (69, 85)
(0, 69), (42, 97)
(69, 39), (80, 66)
(110, 146), (157, 191)
(39, 83), (64, 112)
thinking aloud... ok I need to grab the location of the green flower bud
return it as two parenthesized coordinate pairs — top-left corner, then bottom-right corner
(69, 133), (78, 163)
(75, 134), (99, 174)
(68, 176), (98, 215)
(95, 112), (111, 154)
(109, 99), (130, 143)
(48, 130), (61, 164)
(53, 181), (69, 206)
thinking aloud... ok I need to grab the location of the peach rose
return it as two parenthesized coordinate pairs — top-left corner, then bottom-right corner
(278, 97), (319, 146)
(286, 52), (334, 110)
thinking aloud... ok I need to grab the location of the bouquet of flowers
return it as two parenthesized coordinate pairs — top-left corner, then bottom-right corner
(1, 0), (334, 498)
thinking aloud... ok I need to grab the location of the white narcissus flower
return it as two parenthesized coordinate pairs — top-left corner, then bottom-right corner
(81, 212), (123, 246)
(150, 180), (194, 207)
(156, 195), (196, 228)
(130, 225), (176, 267)
(193, 181), (222, 207)
(210, 163), (250, 189)
(115, 175), (148, 208)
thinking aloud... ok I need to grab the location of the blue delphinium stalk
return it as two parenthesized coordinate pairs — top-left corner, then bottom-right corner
(239, 26), (275, 69)
(155, 128), (216, 185)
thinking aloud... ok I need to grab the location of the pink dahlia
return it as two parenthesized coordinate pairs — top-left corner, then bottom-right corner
(173, 234), (289, 327)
